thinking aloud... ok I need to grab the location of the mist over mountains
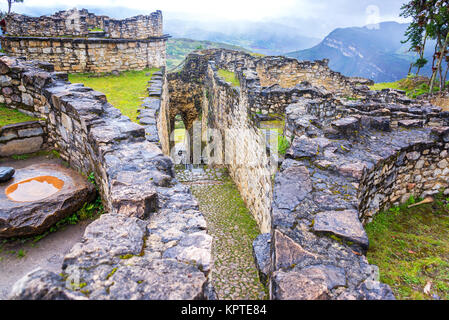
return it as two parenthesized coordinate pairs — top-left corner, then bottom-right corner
(4, 5), (428, 82)
(286, 22), (435, 83)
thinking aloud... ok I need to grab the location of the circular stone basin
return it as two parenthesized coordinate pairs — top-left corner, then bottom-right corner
(5, 176), (65, 202)
(0, 163), (96, 238)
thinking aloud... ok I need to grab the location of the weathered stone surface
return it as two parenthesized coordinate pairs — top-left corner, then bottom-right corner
(252, 233), (271, 284)
(0, 167), (15, 182)
(273, 164), (312, 211)
(53, 213), (210, 300)
(398, 119), (423, 128)
(9, 269), (87, 300)
(313, 210), (369, 249)
(331, 117), (360, 135)
(273, 230), (318, 270)
(2, 9), (167, 73)
(0, 136), (43, 157)
(0, 163), (96, 238)
(162, 232), (213, 273)
(271, 268), (329, 300)
(286, 135), (319, 158)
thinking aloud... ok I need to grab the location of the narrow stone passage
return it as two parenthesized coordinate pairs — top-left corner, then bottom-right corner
(175, 166), (267, 300)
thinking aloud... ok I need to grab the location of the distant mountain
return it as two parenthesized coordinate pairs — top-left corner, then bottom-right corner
(166, 38), (251, 70)
(286, 22), (435, 83)
(165, 20), (320, 56)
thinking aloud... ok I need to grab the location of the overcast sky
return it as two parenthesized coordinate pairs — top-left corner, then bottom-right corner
(0, 0), (411, 38)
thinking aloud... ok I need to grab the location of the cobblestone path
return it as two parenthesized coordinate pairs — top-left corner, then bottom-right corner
(176, 166), (267, 300)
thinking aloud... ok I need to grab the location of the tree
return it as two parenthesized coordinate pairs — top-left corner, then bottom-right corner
(401, 0), (449, 93)
(7, 0), (23, 14)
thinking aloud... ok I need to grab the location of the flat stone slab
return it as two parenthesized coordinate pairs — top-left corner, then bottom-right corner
(252, 233), (271, 284)
(0, 163), (96, 238)
(0, 167), (15, 183)
(313, 210), (369, 249)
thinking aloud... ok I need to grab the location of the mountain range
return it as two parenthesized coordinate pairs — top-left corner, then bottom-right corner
(3, 6), (436, 83)
(285, 22), (435, 83)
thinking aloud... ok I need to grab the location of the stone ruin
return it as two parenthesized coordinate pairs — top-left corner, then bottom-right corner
(165, 49), (449, 299)
(0, 8), (169, 73)
(1, 9), (449, 300)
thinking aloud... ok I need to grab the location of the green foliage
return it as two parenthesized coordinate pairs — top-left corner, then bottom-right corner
(0, 103), (38, 128)
(166, 38), (250, 70)
(366, 194), (449, 300)
(217, 69), (240, 87)
(9, 149), (61, 161)
(370, 75), (449, 98)
(88, 27), (104, 32)
(69, 68), (159, 122)
(16, 249), (25, 258)
(278, 134), (290, 155)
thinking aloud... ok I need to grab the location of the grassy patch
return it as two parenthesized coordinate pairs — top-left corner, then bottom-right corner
(369, 75), (449, 99)
(68, 69), (159, 122)
(0, 104), (38, 128)
(3, 149), (61, 161)
(217, 69), (240, 87)
(166, 38), (251, 70)
(366, 195), (449, 300)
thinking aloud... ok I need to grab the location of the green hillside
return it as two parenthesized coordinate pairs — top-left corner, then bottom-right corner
(167, 38), (250, 70)
(286, 22), (435, 83)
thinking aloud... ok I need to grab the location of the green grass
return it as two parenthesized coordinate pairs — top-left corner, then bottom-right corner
(217, 69), (240, 87)
(166, 38), (251, 70)
(69, 69), (159, 122)
(370, 76), (449, 99)
(0, 104), (38, 128)
(366, 194), (449, 300)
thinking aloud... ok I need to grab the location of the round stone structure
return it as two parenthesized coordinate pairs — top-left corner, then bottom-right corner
(0, 163), (96, 238)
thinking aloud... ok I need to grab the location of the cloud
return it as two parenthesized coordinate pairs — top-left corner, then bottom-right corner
(0, 0), (410, 38)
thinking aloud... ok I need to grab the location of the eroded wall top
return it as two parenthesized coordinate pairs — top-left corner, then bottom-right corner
(5, 8), (163, 39)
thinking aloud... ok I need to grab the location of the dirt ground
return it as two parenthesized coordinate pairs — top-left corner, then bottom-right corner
(0, 154), (93, 299)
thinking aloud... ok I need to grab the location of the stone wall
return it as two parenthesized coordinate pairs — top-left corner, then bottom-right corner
(1, 9), (168, 73)
(0, 55), (213, 300)
(0, 37), (167, 73)
(195, 49), (369, 97)
(5, 9), (163, 39)
(0, 120), (46, 156)
(168, 53), (275, 234)
(204, 63), (274, 234)
(268, 85), (449, 300)
(168, 49), (449, 300)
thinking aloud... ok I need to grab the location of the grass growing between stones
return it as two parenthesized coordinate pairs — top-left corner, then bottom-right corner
(369, 75), (449, 99)
(68, 68), (159, 122)
(187, 170), (267, 300)
(217, 69), (240, 87)
(366, 195), (449, 300)
(0, 104), (38, 128)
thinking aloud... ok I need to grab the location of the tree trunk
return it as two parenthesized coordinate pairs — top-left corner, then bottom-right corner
(7, 0), (11, 15)
(430, 34), (449, 93)
(408, 63), (413, 75)
(417, 32), (428, 76)
(429, 42), (439, 86)
(443, 62), (449, 91)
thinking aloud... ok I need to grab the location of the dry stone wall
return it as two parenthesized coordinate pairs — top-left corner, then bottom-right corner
(0, 120), (47, 157)
(169, 49), (449, 300)
(1, 9), (168, 73)
(5, 9), (163, 39)
(0, 55), (213, 300)
(168, 52), (275, 234)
